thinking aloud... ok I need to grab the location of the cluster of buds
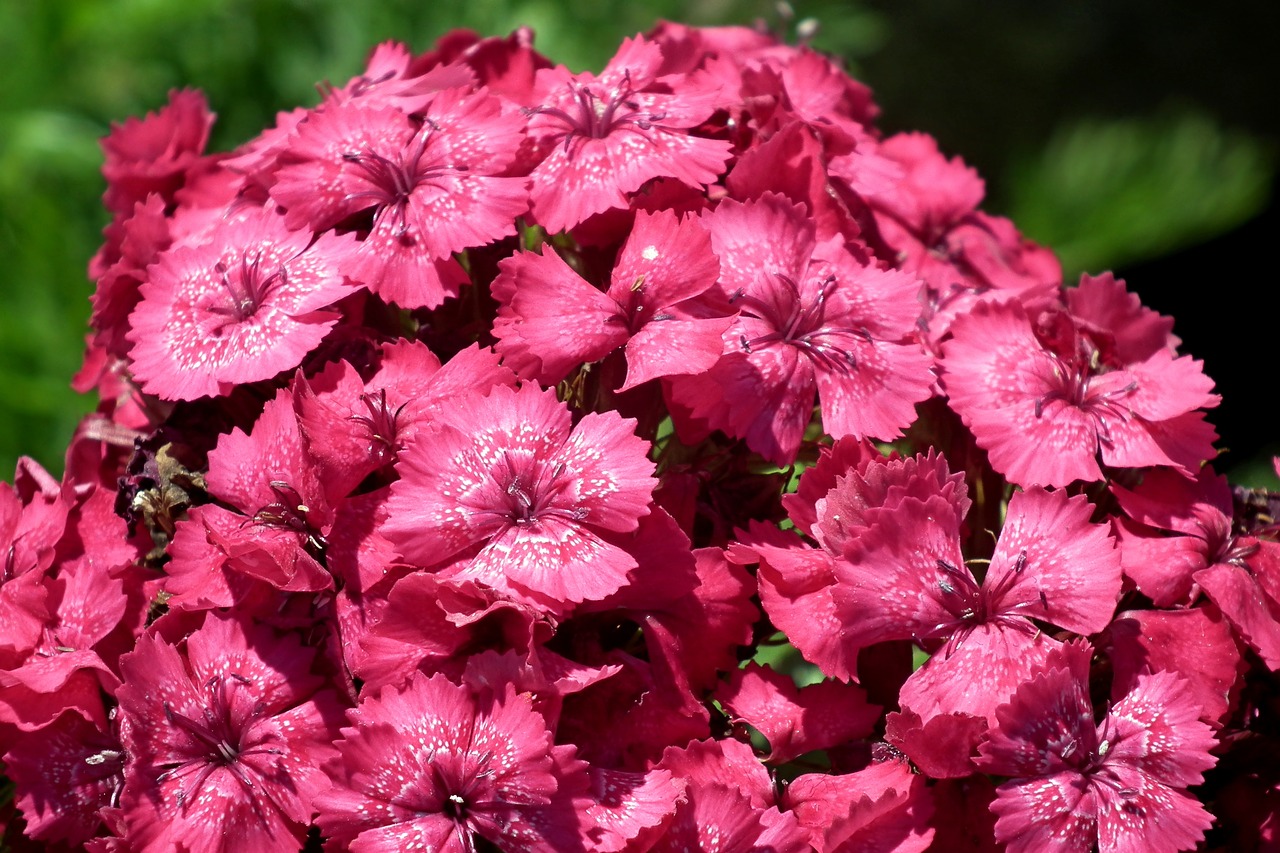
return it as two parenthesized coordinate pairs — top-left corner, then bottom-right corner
(1, 21), (1276, 853)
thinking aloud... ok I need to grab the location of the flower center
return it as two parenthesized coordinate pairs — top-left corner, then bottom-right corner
(930, 550), (1044, 636)
(498, 457), (587, 526)
(156, 674), (285, 811)
(207, 253), (288, 325)
(251, 480), (328, 556)
(535, 71), (669, 150)
(349, 388), (408, 464)
(731, 273), (870, 376)
(342, 121), (469, 236)
(1032, 334), (1138, 446)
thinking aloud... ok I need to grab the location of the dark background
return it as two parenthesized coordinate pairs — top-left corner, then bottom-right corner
(1, 0), (1274, 483)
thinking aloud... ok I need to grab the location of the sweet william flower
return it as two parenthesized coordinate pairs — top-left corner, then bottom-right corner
(100, 88), (214, 217)
(2, 712), (125, 846)
(941, 277), (1219, 487)
(114, 612), (342, 853)
(1112, 466), (1280, 669)
(666, 193), (934, 464)
(126, 205), (357, 400)
(834, 486), (1121, 729)
(314, 670), (591, 851)
(271, 87), (529, 308)
(526, 34), (734, 232)
(491, 208), (732, 388)
(382, 383), (656, 613)
(976, 641), (1217, 853)
(863, 132), (1060, 345)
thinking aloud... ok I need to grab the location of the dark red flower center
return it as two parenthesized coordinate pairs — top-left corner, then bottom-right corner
(156, 673), (284, 811)
(536, 71), (669, 149)
(342, 123), (469, 236)
(207, 253), (289, 326)
(732, 273), (870, 376)
(251, 480), (328, 555)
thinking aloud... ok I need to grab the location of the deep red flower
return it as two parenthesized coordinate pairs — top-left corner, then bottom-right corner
(101, 88), (214, 217)
(115, 612), (341, 853)
(977, 641), (1217, 853)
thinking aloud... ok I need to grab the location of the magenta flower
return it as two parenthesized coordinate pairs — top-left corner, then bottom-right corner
(296, 341), (515, 498)
(833, 486), (1121, 726)
(114, 612), (341, 853)
(526, 35), (734, 232)
(714, 662), (880, 764)
(864, 133), (1060, 346)
(383, 384), (656, 612)
(126, 205), (356, 400)
(653, 738), (810, 853)
(942, 276), (1219, 487)
(976, 641), (1217, 853)
(163, 388), (337, 605)
(271, 88), (528, 308)
(3, 712), (125, 846)
(1113, 466), (1280, 668)
(784, 759), (936, 852)
(314, 670), (590, 851)
(491, 208), (732, 388)
(667, 193), (934, 464)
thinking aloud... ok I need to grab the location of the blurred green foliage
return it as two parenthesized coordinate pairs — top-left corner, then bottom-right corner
(0, 0), (1273, 483)
(1008, 112), (1275, 278)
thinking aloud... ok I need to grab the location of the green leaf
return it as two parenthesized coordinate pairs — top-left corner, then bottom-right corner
(1007, 111), (1275, 277)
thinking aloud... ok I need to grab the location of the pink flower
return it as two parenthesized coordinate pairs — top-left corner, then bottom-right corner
(114, 612), (341, 853)
(163, 388), (336, 604)
(296, 341), (515, 498)
(834, 486), (1121, 726)
(526, 35), (733, 232)
(3, 712), (124, 845)
(714, 662), (880, 764)
(863, 132), (1060, 344)
(383, 384), (656, 612)
(784, 759), (936, 853)
(491, 208), (731, 388)
(271, 88), (528, 308)
(976, 641), (1217, 853)
(653, 738), (810, 853)
(942, 278), (1219, 487)
(314, 670), (590, 851)
(321, 40), (475, 113)
(1112, 466), (1280, 668)
(666, 194), (933, 464)
(126, 206), (356, 400)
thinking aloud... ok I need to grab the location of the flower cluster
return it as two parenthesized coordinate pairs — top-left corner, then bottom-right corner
(2, 21), (1277, 853)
